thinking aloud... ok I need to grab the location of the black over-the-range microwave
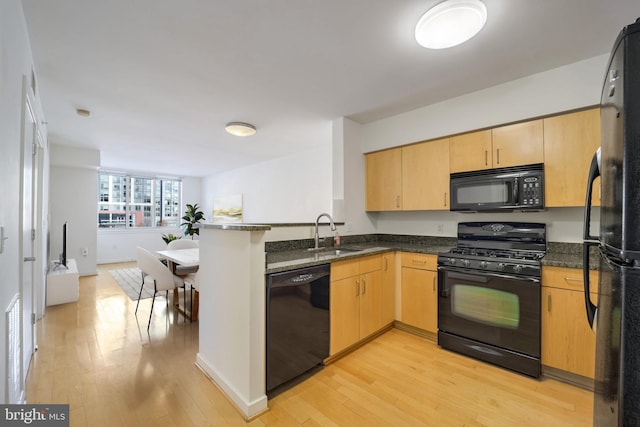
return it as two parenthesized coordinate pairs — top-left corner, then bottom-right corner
(449, 163), (544, 212)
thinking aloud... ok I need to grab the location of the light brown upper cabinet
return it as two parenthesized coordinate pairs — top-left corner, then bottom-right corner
(449, 130), (493, 173)
(402, 138), (450, 210)
(543, 108), (601, 207)
(450, 120), (544, 173)
(491, 119), (545, 168)
(365, 147), (402, 211)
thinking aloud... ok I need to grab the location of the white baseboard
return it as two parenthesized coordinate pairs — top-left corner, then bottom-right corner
(195, 352), (268, 420)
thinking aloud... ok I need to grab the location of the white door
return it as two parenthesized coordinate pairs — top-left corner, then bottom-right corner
(21, 85), (37, 390)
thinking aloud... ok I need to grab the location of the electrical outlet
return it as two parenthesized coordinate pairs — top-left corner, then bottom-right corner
(437, 224), (444, 234)
(346, 223), (353, 232)
(81, 247), (88, 256)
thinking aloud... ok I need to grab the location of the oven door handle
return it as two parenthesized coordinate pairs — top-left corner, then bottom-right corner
(445, 270), (489, 283)
(441, 268), (541, 284)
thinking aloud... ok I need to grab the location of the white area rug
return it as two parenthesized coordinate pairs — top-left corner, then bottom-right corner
(109, 268), (154, 300)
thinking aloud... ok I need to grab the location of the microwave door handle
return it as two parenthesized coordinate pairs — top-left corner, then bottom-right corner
(513, 177), (519, 204)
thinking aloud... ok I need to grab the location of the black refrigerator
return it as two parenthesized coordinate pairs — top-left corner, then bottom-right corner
(583, 17), (640, 427)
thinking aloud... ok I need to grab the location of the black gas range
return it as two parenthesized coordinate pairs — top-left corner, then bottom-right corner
(437, 222), (547, 378)
(438, 222), (546, 277)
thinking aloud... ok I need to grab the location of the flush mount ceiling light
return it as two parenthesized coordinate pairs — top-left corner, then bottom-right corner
(225, 122), (257, 137)
(415, 0), (487, 49)
(76, 108), (91, 117)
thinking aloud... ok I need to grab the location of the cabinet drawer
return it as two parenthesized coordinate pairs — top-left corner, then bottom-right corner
(331, 259), (360, 281)
(331, 255), (382, 281)
(359, 254), (382, 274)
(401, 252), (437, 270)
(542, 266), (599, 293)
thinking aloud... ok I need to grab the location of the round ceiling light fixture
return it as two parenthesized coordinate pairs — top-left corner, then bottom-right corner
(415, 0), (487, 49)
(225, 122), (257, 137)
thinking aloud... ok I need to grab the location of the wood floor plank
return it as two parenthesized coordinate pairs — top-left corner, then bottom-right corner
(25, 263), (593, 426)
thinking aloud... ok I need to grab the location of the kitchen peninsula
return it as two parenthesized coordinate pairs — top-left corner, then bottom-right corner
(195, 223), (271, 419)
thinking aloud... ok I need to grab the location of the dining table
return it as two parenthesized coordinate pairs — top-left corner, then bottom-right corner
(156, 247), (200, 321)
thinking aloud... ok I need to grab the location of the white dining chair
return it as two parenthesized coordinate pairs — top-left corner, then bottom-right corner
(135, 246), (185, 330)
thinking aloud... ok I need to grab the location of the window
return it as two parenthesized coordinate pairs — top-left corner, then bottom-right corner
(97, 173), (182, 228)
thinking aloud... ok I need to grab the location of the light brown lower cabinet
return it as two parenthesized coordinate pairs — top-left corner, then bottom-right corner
(381, 252), (396, 326)
(400, 253), (438, 333)
(330, 255), (383, 355)
(541, 266), (599, 379)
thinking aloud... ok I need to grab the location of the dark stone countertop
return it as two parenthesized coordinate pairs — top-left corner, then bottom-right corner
(265, 236), (456, 274)
(265, 238), (598, 273)
(543, 242), (599, 270)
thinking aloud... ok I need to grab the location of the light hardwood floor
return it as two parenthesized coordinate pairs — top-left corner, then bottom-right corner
(26, 263), (594, 426)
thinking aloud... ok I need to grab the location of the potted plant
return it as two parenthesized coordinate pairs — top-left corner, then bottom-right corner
(161, 233), (180, 245)
(181, 203), (205, 239)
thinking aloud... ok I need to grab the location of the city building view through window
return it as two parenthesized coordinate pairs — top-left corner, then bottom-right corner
(98, 173), (182, 228)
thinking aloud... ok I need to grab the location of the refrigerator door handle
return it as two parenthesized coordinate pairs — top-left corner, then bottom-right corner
(583, 241), (598, 330)
(583, 148), (601, 241)
(582, 147), (601, 331)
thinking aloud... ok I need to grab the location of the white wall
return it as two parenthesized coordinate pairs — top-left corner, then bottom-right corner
(0, 0), (47, 404)
(337, 117), (377, 236)
(361, 55), (608, 153)
(202, 143), (332, 226)
(49, 145), (100, 275)
(352, 55), (609, 243)
(202, 56), (608, 245)
(49, 164), (98, 275)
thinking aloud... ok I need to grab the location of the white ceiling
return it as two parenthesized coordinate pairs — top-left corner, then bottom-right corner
(21, 0), (639, 177)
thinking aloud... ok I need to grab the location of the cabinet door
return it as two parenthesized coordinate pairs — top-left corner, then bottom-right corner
(541, 286), (597, 378)
(365, 148), (402, 211)
(359, 270), (383, 339)
(330, 277), (360, 355)
(402, 138), (450, 210)
(381, 252), (395, 325)
(401, 267), (438, 333)
(491, 119), (544, 168)
(449, 130), (492, 173)
(544, 108), (601, 207)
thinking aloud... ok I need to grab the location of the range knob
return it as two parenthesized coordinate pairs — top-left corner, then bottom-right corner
(497, 263), (506, 272)
(514, 265), (524, 274)
(448, 257), (457, 265)
(462, 259), (470, 268)
(479, 261), (488, 269)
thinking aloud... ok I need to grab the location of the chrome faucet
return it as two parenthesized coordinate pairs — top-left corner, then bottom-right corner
(314, 213), (336, 249)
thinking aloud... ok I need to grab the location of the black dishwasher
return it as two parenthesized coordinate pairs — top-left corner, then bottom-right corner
(266, 263), (330, 397)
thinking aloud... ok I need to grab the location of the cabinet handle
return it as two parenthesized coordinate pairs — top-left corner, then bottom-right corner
(432, 276), (436, 292)
(384, 257), (388, 271)
(564, 277), (583, 283)
(356, 280), (360, 296)
(444, 192), (447, 207)
(362, 278), (366, 295)
(485, 150), (488, 166)
(547, 292), (551, 312)
(396, 195), (400, 208)
(412, 259), (427, 265)
(496, 148), (500, 164)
